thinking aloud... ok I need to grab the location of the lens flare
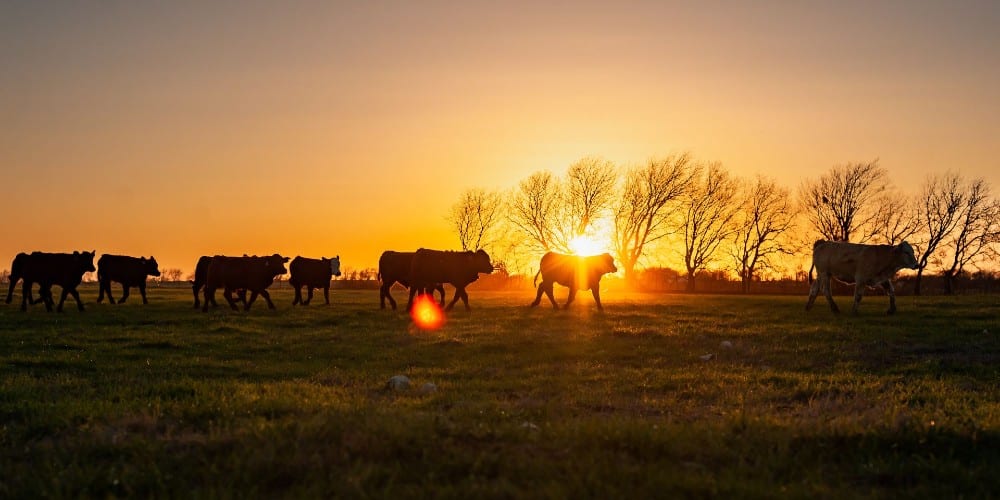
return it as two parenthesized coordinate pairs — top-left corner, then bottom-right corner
(410, 294), (445, 331)
(568, 234), (607, 256)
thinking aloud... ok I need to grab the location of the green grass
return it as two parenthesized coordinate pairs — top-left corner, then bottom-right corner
(1, 284), (998, 498)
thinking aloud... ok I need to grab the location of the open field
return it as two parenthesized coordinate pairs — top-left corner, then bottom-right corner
(1, 285), (998, 497)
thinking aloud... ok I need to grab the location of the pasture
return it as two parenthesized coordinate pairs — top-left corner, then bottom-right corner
(1, 285), (998, 497)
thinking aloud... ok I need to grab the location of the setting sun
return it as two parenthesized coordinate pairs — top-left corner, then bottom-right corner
(410, 294), (445, 331)
(568, 234), (609, 256)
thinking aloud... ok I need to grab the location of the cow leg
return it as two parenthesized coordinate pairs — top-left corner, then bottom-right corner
(564, 287), (578, 308)
(202, 287), (212, 312)
(20, 282), (32, 312)
(445, 288), (463, 311)
(457, 287), (471, 311)
(531, 283), (545, 307)
(545, 282), (559, 309)
(303, 286), (314, 305)
(192, 283), (201, 308)
(245, 290), (260, 311)
(97, 280), (106, 303)
(5, 279), (16, 304)
(805, 278), (820, 311)
(36, 285), (54, 311)
(852, 281), (864, 315)
(883, 280), (897, 315)
(69, 288), (85, 311)
(380, 284), (396, 310)
(260, 290), (276, 309)
(435, 286), (446, 307)
(139, 283), (148, 304)
(56, 287), (70, 312)
(323, 286), (330, 305)
(822, 274), (839, 314)
(292, 285), (302, 306)
(406, 287), (417, 312)
(117, 285), (130, 304)
(591, 286), (604, 311)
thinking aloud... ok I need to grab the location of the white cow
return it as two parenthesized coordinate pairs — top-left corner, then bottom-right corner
(806, 240), (919, 315)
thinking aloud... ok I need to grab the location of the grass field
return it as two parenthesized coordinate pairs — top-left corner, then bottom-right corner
(1, 284), (998, 498)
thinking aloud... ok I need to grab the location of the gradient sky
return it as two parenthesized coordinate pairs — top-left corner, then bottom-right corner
(2, 0), (998, 275)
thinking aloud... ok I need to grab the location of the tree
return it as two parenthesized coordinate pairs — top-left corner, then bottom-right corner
(611, 154), (697, 284)
(870, 191), (921, 245)
(913, 172), (965, 295)
(160, 268), (183, 283)
(565, 156), (617, 236)
(681, 163), (740, 292)
(730, 175), (796, 294)
(447, 188), (503, 251)
(799, 159), (888, 242)
(942, 178), (999, 294)
(507, 171), (568, 253)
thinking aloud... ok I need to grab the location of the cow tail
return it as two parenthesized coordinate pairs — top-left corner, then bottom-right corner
(533, 269), (541, 287)
(808, 263), (814, 284)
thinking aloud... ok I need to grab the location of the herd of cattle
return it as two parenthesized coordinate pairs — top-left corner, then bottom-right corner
(2, 240), (920, 315)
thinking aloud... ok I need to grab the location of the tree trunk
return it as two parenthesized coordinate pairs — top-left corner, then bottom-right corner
(943, 271), (955, 295)
(741, 277), (751, 294)
(914, 267), (925, 296)
(685, 270), (696, 292)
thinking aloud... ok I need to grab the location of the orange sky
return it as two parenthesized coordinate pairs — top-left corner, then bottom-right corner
(2, 1), (998, 275)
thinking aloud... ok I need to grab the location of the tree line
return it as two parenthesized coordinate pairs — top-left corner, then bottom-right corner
(447, 157), (1000, 295)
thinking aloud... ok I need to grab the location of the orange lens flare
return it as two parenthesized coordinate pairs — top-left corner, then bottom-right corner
(410, 294), (445, 331)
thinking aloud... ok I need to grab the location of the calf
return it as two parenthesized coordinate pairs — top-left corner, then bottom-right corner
(377, 250), (444, 310)
(202, 254), (288, 312)
(11, 251), (96, 312)
(5, 252), (37, 305)
(530, 252), (617, 310)
(406, 248), (494, 312)
(806, 240), (919, 315)
(289, 255), (342, 305)
(96, 254), (161, 304)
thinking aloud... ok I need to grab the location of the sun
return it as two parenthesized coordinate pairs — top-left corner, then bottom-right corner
(410, 294), (445, 331)
(568, 234), (608, 256)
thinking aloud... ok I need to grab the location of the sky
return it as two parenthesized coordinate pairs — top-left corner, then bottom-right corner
(2, 0), (998, 275)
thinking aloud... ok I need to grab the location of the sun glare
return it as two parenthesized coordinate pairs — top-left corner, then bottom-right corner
(410, 294), (445, 331)
(568, 234), (608, 256)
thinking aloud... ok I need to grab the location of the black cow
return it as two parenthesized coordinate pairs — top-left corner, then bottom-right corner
(406, 248), (493, 312)
(202, 254), (289, 312)
(191, 255), (213, 308)
(531, 252), (617, 310)
(96, 254), (161, 304)
(5, 252), (37, 305)
(192, 255), (251, 308)
(289, 256), (342, 305)
(377, 250), (445, 310)
(9, 251), (96, 312)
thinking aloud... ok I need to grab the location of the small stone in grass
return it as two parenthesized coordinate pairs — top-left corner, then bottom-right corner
(699, 353), (714, 361)
(420, 382), (438, 394)
(720, 340), (733, 349)
(386, 375), (410, 391)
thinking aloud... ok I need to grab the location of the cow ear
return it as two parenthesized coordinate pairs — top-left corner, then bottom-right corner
(283, 257), (290, 263)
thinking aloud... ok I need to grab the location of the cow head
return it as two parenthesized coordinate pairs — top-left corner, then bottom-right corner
(327, 256), (342, 277)
(143, 256), (161, 277)
(585, 252), (618, 277)
(75, 250), (97, 272)
(473, 249), (494, 275)
(894, 241), (919, 270)
(265, 253), (290, 276)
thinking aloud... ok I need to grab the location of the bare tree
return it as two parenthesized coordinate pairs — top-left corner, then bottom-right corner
(913, 172), (965, 295)
(612, 154), (697, 284)
(507, 171), (570, 253)
(942, 178), (999, 294)
(447, 188), (503, 251)
(681, 163), (740, 292)
(799, 159), (888, 242)
(730, 175), (796, 294)
(870, 191), (921, 245)
(565, 156), (617, 236)
(160, 268), (183, 283)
